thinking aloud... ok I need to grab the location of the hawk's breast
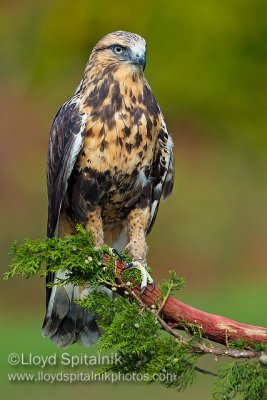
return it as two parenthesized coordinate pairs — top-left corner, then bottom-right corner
(66, 74), (161, 224)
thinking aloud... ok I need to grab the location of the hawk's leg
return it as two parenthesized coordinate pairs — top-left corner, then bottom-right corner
(58, 210), (76, 238)
(125, 207), (154, 293)
(85, 207), (104, 248)
(125, 207), (149, 261)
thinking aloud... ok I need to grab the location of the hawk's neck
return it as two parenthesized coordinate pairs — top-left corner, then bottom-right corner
(82, 63), (145, 93)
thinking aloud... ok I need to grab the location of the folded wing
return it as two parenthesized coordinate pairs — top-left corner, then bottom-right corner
(148, 119), (175, 234)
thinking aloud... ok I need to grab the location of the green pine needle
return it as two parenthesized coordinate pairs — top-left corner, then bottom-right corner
(5, 225), (267, 398)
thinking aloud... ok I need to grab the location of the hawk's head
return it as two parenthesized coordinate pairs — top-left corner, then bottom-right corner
(89, 31), (147, 72)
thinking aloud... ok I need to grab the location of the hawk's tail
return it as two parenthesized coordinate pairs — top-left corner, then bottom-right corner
(42, 271), (101, 348)
(42, 224), (127, 348)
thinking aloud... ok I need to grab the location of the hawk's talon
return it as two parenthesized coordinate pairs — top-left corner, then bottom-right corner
(141, 285), (146, 295)
(111, 248), (124, 262)
(123, 261), (154, 294)
(103, 247), (124, 262)
(149, 279), (155, 292)
(123, 262), (133, 271)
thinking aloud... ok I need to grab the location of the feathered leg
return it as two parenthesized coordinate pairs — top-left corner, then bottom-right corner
(86, 206), (104, 248)
(125, 206), (154, 292)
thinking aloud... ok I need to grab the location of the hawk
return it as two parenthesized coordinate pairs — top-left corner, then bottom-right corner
(42, 31), (175, 347)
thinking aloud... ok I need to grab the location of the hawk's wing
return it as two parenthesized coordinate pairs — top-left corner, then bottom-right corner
(46, 95), (87, 305)
(47, 96), (87, 238)
(148, 120), (175, 234)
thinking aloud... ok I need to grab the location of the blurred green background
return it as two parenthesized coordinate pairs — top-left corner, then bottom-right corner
(1, 0), (267, 399)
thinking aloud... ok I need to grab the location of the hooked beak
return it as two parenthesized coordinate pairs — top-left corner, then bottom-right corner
(131, 51), (146, 71)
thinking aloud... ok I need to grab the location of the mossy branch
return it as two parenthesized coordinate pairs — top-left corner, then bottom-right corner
(5, 225), (267, 399)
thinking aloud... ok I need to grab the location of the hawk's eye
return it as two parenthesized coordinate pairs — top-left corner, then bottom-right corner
(113, 45), (123, 55)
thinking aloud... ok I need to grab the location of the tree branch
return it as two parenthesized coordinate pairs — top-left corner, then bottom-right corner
(6, 228), (267, 397)
(113, 259), (267, 347)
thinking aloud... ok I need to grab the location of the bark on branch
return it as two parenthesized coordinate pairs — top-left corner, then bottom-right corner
(114, 260), (267, 346)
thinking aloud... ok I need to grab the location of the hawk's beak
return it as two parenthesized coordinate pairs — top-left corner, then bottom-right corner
(132, 52), (146, 71)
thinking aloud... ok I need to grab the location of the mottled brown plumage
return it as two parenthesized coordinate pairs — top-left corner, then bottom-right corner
(43, 31), (174, 347)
